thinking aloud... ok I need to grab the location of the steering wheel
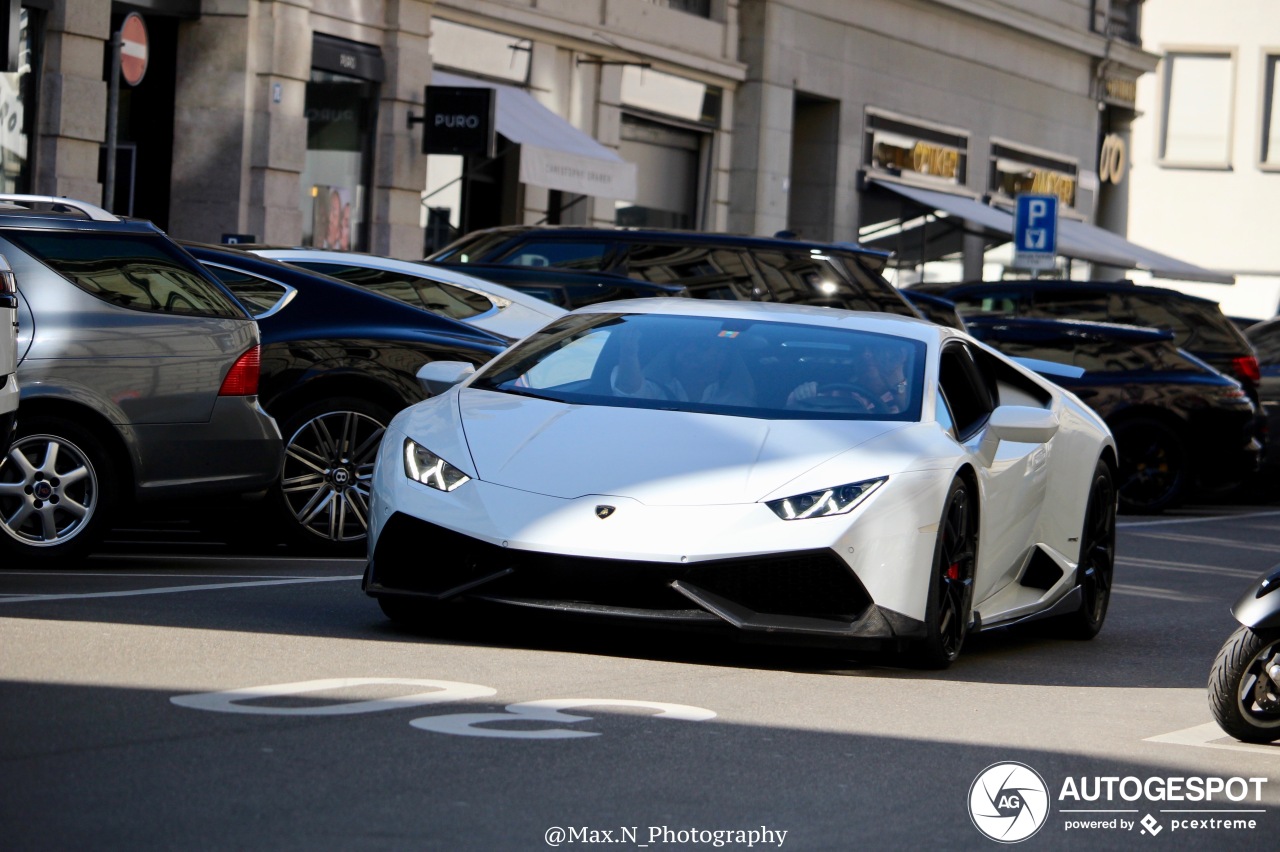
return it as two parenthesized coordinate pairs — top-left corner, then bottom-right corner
(791, 382), (884, 413)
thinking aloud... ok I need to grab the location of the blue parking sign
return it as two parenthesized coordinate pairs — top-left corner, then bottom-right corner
(1013, 194), (1058, 269)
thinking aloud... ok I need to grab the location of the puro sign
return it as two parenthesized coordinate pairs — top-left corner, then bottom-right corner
(421, 85), (496, 157)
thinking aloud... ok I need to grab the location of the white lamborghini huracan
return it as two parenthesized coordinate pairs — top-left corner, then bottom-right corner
(363, 300), (1117, 666)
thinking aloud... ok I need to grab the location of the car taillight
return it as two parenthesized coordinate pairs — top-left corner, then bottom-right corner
(1232, 355), (1261, 386)
(219, 345), (260, 396)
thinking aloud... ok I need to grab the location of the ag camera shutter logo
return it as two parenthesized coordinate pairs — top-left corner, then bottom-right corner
(969, 762), (1051, 843)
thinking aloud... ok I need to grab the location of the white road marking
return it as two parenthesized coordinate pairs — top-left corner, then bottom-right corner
(172, 678), (496, 716)
(1110, 584), (1209, 603)
(1116, 557), (1260, 580)
(0, 575), (362, 604)
(1126, 531), (1280, 554)
(1145, 722), (1280, 756)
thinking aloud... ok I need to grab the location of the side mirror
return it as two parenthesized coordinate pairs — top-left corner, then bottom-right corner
(977, 406), (1059, 466)
(417, 361), (475, 396)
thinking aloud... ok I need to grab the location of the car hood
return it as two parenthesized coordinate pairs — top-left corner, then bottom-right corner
(426, 389), (919, 505)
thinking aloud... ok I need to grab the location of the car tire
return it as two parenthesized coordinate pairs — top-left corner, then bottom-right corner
(275, 398), (391, 553)
(910, 476), (977, 668)
(1045, 458), (1116, 640)
(1112, 418), (1187, 514)
(0, 416), (119, 566)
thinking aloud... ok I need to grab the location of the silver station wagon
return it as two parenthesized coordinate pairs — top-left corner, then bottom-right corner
(0, 196), (282, 564)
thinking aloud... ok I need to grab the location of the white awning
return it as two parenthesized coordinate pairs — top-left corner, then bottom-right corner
(431, 71), (637, 201)
(869, 179), (1234, 284)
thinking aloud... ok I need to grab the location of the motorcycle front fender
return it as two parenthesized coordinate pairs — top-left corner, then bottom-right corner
(1232, 563), (1280, 630)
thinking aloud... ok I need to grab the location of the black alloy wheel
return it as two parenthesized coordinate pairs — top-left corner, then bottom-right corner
(1208, 626), (1280, 743)
(1113, 418), (1187, 514)
(1048, 459), (1116, 639)
(0, 416), (118, 565)
(914, 477), (977, 667)
(278, 398), (389, 549)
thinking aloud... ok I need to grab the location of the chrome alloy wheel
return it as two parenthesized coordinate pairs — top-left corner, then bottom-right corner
(281, 410), (385, 543)
(0, 433), (99, 546)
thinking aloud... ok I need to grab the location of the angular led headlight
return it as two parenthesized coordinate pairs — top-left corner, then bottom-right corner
(766, 477), (885, 520)
(403, 439), (471, 491)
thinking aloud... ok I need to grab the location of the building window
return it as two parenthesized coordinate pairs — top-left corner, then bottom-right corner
(0, 7), (38, 193)
(615, 115), (704, 230)
(1160, 52), (1234, 166)
(864, 111), (968, 187)
(301, 35), (384, 251)
(646, 0), (712, 17)
(1263, 55), (1280, 167)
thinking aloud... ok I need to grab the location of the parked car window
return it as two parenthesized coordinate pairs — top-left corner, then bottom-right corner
(1027, 289), (1122, 323)
(625, 244), (757, 300)
(5, 231), (245, 319)
(825, 254), (922, 318)
(1125, 293), (1248, 358)
(497, 240), (610, 270)
(203, 264), (291, 317)
(289, 262), (494, 320)
(433, 231), (517, 264)
(949, 290), (1024, 318)
(1248, 322), (1280, 365)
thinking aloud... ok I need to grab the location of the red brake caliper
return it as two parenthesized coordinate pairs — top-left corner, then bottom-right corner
(946, 562), (961, 581)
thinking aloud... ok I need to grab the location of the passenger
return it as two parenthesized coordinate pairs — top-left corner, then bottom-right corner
(786, 341), (910, 413)
(612, 326), (755, 406)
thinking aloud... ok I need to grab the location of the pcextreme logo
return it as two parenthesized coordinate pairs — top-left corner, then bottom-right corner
(968, 762), (1052, 843)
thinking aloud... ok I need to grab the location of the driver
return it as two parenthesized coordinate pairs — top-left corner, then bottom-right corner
(786, 342), (910, 413)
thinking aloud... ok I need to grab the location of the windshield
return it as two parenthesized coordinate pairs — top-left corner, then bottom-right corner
(471, 313), (927, 421)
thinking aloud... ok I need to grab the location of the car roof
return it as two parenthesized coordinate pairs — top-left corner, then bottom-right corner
(436, 224), (893, 261)
(963, 316), (1176, 343)
(920, 278), (1223, 307)
(248, 247), (567, 313)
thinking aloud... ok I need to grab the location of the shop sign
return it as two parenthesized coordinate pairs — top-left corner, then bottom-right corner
(1103, 76), (1137, 108)
(1099, 134), (1127, 184)
(871, 132), (963, 184)
(422, 86), (496, 157)
(994, 163), (1076, 207)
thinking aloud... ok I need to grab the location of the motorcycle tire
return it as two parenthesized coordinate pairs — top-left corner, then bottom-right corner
(1208, 624), (1280, 743)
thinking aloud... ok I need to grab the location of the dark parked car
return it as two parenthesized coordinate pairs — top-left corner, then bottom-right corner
(427, 262), (688, 309)
(1245, 317), (1280, 485)
(186, 243), (508, 548)
(0, 197), (281, 564)
(427, 225), (923, 317)
(967, 317), (1261, 513)
(906, 279), (1262, 405)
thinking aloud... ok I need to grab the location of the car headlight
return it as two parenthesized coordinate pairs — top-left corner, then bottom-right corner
(403, 439), (471, 491)
(766, 477), (885, 520)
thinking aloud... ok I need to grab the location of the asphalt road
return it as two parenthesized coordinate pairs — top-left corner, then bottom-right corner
(2, 504), (1279, 850)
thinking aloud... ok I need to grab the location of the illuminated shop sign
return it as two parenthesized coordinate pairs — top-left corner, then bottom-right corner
(869, 130), (965, 185)
(990, 144), (1077, 207)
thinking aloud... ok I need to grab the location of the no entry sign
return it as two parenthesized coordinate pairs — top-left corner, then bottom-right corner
(120, 12), (148, 87)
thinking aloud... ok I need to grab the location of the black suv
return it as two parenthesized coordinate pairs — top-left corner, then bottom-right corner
(907, 279), (1262, 403)
(968, 317), (1261, 513)
(427, 225), (921, 317)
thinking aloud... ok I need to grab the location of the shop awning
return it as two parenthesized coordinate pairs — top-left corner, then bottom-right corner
(866, 179), (1234, 284)
(431, 71), (637, 201)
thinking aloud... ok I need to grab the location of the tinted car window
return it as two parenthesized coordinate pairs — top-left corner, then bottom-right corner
(497, 240), (610, 270)
(6, 231), (245, 319)
(289, 262), (493, 320)
(1248, 321), (1280, 365)
(433, 231), (516, 263)
(946, 290), (1025, 318)
(1126, 293), (1249, 359)
(625, 244), (757, 300)
(203, 264), (291, 317)
(981, 331), (1194, 374)
(1027, 289), (1122, 323)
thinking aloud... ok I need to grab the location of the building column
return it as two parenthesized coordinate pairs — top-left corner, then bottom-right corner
(35, 0), (110, 202)
(371, 0), (433, 258)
